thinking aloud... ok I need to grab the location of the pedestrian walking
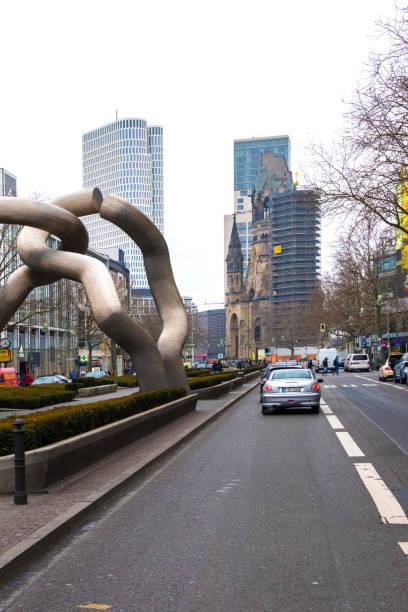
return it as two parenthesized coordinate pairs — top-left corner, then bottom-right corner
(333, 356), (339, 376)
(323, 356), (328, 375)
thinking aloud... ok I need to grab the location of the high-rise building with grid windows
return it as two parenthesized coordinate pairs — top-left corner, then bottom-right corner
(82, 118), (163, 289)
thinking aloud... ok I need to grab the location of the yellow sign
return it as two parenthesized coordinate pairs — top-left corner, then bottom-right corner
(0, 349), (12, 362)
(274, 245), (282, 254)
(250, 245), (258, 262)
(396, 167), (408, 269)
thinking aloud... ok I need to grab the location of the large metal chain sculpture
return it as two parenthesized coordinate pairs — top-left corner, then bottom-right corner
(0, 189), (189, 393)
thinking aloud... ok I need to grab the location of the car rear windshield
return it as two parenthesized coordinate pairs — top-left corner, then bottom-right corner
(352, 355), (368, 361)
(271, 370), (312, 380)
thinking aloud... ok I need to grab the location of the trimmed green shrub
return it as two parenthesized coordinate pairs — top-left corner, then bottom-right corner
(116, 375), (139, 387)
(72, 377), (112, 388)
(189, 372), (237, 390)
(186, 368), (212, 378)
(0, 387), (187, 456)
(0, 387), (76, 410)
(72, 375), (139, 388)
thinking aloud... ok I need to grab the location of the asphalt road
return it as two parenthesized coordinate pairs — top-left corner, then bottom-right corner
(321, 369), (408, 454)
(1, 383), (408, 611)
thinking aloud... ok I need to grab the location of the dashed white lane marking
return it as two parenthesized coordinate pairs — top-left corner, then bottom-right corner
(354, 463), (408, 524)
(354, 375), (378, 383)
(398, 542), (408, 555)
(335, 432), (365, 457)
(321, 404), (333, 415)
(342, 384), (357, 387)
(324, 385), (336, 388)
(361, 383), (378, 387)
(326, 415), (344, 430)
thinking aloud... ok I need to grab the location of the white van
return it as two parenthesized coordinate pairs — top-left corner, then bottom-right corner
(315, 348), (337, 372)
(344, 353), (370, 372)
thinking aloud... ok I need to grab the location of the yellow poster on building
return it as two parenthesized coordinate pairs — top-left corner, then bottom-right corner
(397, 167), (408, 269)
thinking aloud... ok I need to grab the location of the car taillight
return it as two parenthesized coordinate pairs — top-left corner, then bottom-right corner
(313, 383), (319, 390)
(263, 384), (271, 391)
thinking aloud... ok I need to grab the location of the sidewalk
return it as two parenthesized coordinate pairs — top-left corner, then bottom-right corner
(0, 380), (258, 581)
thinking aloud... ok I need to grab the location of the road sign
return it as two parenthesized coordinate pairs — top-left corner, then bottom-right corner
(274, 245), (282, 254)
(0, 349), (12, 362)
(395, 338), (401, 346)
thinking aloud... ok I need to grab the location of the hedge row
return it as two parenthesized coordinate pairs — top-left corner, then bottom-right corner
(189, 372), (237, 390)
(185, 368), (212, 378)
(71, 375), (139, 388)
(0, 387), (76, 410)
(0, 387), (187, 456)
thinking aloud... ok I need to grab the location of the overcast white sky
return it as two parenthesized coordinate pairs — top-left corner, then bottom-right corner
(0, 0), (399, 308)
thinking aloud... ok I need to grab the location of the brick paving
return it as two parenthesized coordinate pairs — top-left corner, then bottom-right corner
(0, 382), (257, 563)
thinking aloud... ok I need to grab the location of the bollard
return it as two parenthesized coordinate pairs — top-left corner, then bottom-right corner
(13, 419), (27, 505)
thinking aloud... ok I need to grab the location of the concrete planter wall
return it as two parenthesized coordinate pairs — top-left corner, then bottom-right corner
(0, 394), (197, 493)
(194, 370), (259, 399)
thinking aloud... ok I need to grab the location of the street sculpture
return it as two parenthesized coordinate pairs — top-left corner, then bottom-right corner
(0, 189), (190, 392)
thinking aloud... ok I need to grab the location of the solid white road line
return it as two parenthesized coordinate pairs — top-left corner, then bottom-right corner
(326, 415), (344, 430)
(354, 463), (408, 525)
(398, 542), (408, 555)
(335, 432), (365, 457)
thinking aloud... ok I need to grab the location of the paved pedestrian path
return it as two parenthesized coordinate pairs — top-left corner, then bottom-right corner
(0, 381), (258, 579)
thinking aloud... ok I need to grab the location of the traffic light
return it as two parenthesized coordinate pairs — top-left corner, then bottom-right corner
(320, 323), (326, 333)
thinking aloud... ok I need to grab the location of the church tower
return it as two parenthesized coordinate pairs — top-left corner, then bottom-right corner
(226, 214), (244, 296)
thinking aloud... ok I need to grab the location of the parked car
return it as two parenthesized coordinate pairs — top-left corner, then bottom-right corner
(378, 361), (394, 381)
(31, 374), (68, 385)
(261, 368), (323, 414)
(85, 371), (109, 378)
(259, 362), (301, 392)
(393, 360), (408, 384)
(344, 353), (370, 372)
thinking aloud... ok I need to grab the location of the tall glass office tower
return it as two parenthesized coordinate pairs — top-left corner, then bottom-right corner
(82, 118), (163, 289)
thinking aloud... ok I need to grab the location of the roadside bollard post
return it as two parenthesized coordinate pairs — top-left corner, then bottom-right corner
(13, 419), (27, 505)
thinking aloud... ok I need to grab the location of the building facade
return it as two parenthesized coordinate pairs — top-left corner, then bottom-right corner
(225, 149), (320, 360)
(225, 136), (291, 286)
(82, 118), (164, 289)
(0, 169), (16, 197)
(196, 309), (226, 361)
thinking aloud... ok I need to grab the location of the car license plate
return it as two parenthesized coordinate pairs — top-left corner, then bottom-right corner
(280, 387), (297, 392)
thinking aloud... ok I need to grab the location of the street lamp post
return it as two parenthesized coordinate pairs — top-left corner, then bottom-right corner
(359, 306), (365, 353)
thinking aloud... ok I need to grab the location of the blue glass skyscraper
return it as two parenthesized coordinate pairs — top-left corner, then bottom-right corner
(234, 135), (291, 192)
(82, 118), (163, 289)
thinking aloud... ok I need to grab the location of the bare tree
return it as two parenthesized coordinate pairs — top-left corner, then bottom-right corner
(321, 217), (396, 342)
(308, 7), (408, 235)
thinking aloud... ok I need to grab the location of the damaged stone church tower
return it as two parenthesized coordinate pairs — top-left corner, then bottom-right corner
(225, 149), (320, 360)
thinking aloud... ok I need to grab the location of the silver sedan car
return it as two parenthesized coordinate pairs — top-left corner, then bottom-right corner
(261, 368), (323, 414)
